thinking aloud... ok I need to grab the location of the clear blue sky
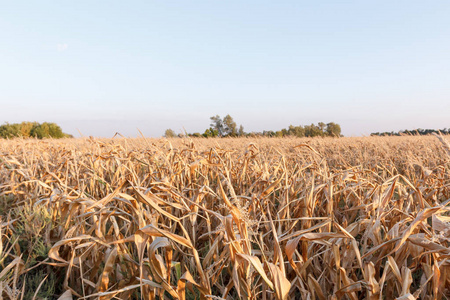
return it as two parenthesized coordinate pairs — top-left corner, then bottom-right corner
(1, 1), (449, 137)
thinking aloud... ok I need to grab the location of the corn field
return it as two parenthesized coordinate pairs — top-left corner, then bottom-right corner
(1, 135), (450, 299)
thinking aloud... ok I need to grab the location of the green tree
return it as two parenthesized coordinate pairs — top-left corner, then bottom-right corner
(210, 114), (240, 137)
(288, 125), (305, 137)
(47, 122), (65, 138)
(30, 123), (50, 139)
(223, 114), (237, 136)
(263, 130), (276, 137)
(238, 125), (245, 136)
(31, 122), (66, 139)
(0, 123), (20, 138)
(191, 132), (202, 138)
(326, 122), (341, 137)
(0, 122), (68, 139)
(203, 128), (219, 137)
(19, 122), (38, 137)
(304, 124), (323, 137)
(210, 115), (224, 137)
(164, 129), (177, 138)
(318, 122), (326, 135)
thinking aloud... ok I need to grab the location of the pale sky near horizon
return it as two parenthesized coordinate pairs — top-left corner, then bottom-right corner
(1, 1), (449, 137)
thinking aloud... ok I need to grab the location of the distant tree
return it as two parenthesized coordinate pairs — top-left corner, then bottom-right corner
(164, 129), (177, 138)
(0, 123), (20, 138)
(318, 122), (326, 134)
(287, 125), (295, 136)
(326, 122), (341, 137)
(223, 114), (237, 136)
(31, 122), (66, 139)
(47, 122), (66, 138)
(30, 123), (47, 139)
(371, 127), (450, 137)
(288, 125), (305, 137)
(202, 128), (218, 138)
(0, 122), (68, 139)
(263, 130), (276, 137)
(304, 124), (323, 137)
(170, 117), (342, 139)
(19, 122), (38, 137)
(210, 115), (224, 137)
(191, 132), (202, 138)
(210, 114), (241, 137)
(238, 125), (245, 137)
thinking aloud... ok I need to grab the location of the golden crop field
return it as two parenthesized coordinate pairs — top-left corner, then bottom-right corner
(1, 135), (450, 299)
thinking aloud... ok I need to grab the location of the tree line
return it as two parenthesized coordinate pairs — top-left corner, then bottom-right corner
(165, 115), (342, 138)
(371, 128), (450, 136)
(0, 122), (72, 139)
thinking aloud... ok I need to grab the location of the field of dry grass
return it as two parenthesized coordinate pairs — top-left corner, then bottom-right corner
(1, 136), (450, 299)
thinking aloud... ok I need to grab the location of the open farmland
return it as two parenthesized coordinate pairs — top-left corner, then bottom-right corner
(1, 136), (450, 299)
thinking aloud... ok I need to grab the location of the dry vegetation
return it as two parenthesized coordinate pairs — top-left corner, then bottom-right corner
(1, 135), (450, 299)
